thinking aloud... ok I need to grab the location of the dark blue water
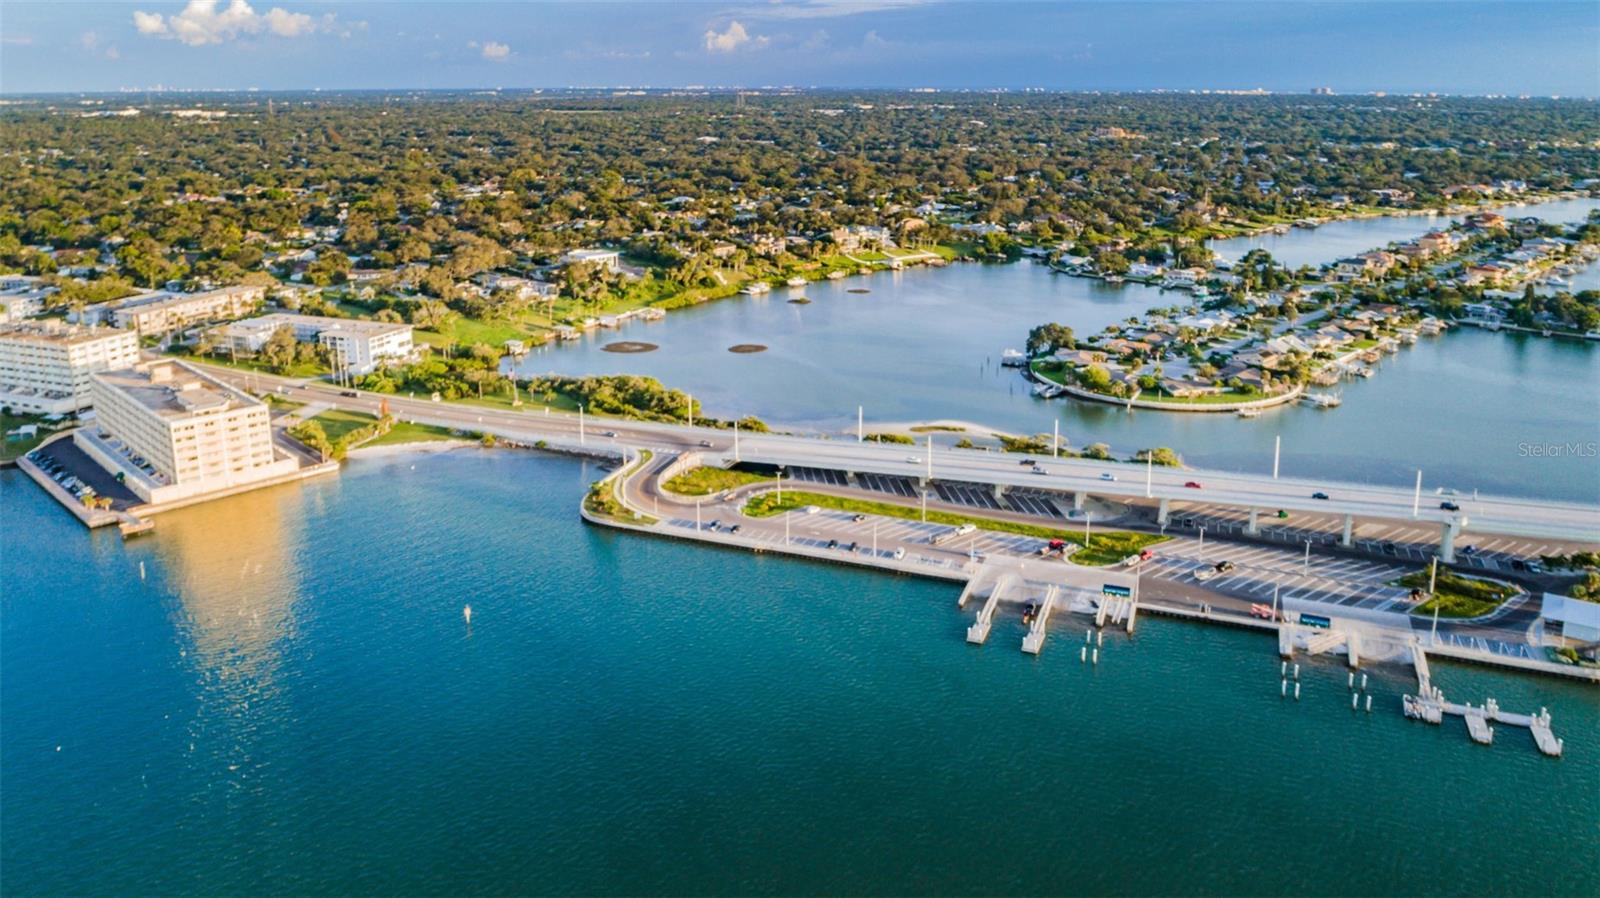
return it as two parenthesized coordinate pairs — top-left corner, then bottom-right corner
(3, 454), (1597, 895)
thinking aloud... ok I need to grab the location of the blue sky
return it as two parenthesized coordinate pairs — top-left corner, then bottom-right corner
(2, 1), (1597, 96)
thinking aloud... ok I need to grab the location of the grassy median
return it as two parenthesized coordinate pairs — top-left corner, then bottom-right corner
(662, 465), (775, 496)
(742, 489), (1166, 566)
(1401, 569), (1519, 618)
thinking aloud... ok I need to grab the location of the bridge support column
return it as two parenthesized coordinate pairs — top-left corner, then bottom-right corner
(993, 483), (1007, 502)
(1157, 497), (1170, 526)
(1340, 514), (1354, 547)
(845, 471), (857, 485)
(1246, 508), (1260, 536)
(1439, 520), (1460, 564)
(1073, 491), (1086, 511)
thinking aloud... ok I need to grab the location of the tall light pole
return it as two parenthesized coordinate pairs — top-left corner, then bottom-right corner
(1412, 470), (1422, 517)
(1084, 511), (1093, 547)
(926, 434), (933, 482)
(733, 420), (741, 461)
(921, 489), (927, 523)
(1273, 435), (1281, 480)
(872, 521), (878, 557)
(1145, 453), (1153, 498)
(1198, 525), (1206, 564)
(1303, 538), (1312, 575)
(1052, 420), (1059, 459)
(857, 405), (863, 443)
(579, 404), (585, 445)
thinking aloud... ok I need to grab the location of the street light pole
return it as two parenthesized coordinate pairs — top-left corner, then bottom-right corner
(1273, 435), (1281, 480)
(872, 521), (878, 558)
(921, 489), (927, 523)
(1303, 538), (1312, 575)
(1145, 453), (1153, 498)
(1052, 420), (1059, 459)
(926, 435), (933, 482)
(1412, 469), (1422, 517)
(687, 393), (693, 429)
(1198, 526), (1206, 564)
(734, 420), (741, 462)
(1085, 511), (1092, 547)
(857, 405), (863, 443)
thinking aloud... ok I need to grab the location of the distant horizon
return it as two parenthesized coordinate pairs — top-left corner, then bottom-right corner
(3, 86), (1594, 101)
(3, 1), (1597, 98)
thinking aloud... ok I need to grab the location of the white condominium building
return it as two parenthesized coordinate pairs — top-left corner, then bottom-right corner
(80, 285), (267, 335)
(80, 358), (298, 503)
(0, 321), (141, 415)
(212, 313), (413, 375)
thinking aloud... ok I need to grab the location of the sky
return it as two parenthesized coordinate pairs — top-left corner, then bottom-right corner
(1, 0), (1597, 96)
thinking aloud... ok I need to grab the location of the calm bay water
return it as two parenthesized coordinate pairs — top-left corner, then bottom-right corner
(3, 453), (1597, 896)
(1206, 196), (1600, 269)
(515, 198), (1600, 502)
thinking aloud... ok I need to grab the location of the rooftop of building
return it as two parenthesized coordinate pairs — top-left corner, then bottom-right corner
(222, 312), (411, 338)
(93, 359), (260, 419)
(0, 320), (136, 347)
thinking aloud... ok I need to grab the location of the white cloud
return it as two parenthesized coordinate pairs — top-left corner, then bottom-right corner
(79, 31), (121, 59)
(481, 40), (511, 61)
(703, 20), (768, 53)
(131, 0), (339, 46)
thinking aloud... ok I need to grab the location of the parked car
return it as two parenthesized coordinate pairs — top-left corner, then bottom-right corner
(802, 505), (821, 515)
(728, 524), (741, 534)
(892, 547), (906, 560)
(905, 456), (921, 464)
(698, 439), (713, 448)
(340, 390), (358, 398)
(851, 513), (867, 523)
(826, 539), (838, 549)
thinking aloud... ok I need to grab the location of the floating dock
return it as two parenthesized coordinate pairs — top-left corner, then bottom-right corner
(1404, 644), (1563, 757)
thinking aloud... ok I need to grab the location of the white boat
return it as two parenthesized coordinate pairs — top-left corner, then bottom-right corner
(1000, 349), (1028, 368)
(826, 270), (846, 280)
(1302, 392), (1342, 408)
(739, 282), (771, 295)
(1236, 407), (1261, 418)
(786, 277), (808, 288)
(1104, 274), (1124, 284)
(1031, 382), (1064, 398)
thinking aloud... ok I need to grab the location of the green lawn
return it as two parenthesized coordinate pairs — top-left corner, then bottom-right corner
(662, 465), (774, 496)
(741, 489), (1166, 566)
(1, 412), (54, 462)
(308, 409), (382, 443)
(367, 420), (461, 447)
(1401, 569), (1519, 618)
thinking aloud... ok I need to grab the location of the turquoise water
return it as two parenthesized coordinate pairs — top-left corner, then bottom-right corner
(4, 454), (1597, 896)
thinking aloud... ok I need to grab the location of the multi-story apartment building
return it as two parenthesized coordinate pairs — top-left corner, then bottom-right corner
(79, 358), (299, 503)
(0, 321), (141, 414)
(212, 313), (414, 375)
(79, 285), (266, 335)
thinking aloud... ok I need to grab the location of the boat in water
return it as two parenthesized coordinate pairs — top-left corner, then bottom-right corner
(739, 282), (771, 296)
(786, 277), (808, 288)
(1236, 407), (1261, 418)
(1302, 392), (1343, 408)
(1001, 349), (1028, 368)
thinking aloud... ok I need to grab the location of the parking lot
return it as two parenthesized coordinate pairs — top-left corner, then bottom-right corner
(26, 440), (141, 511)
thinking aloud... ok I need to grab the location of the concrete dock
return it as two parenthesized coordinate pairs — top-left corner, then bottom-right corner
(1404, 644), (1563, 756)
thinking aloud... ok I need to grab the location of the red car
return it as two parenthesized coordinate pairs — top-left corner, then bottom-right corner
(1184, 481), (1203, 489)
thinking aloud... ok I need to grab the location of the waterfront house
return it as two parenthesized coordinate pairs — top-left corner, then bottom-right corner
(1054, 349), (1108, 367)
